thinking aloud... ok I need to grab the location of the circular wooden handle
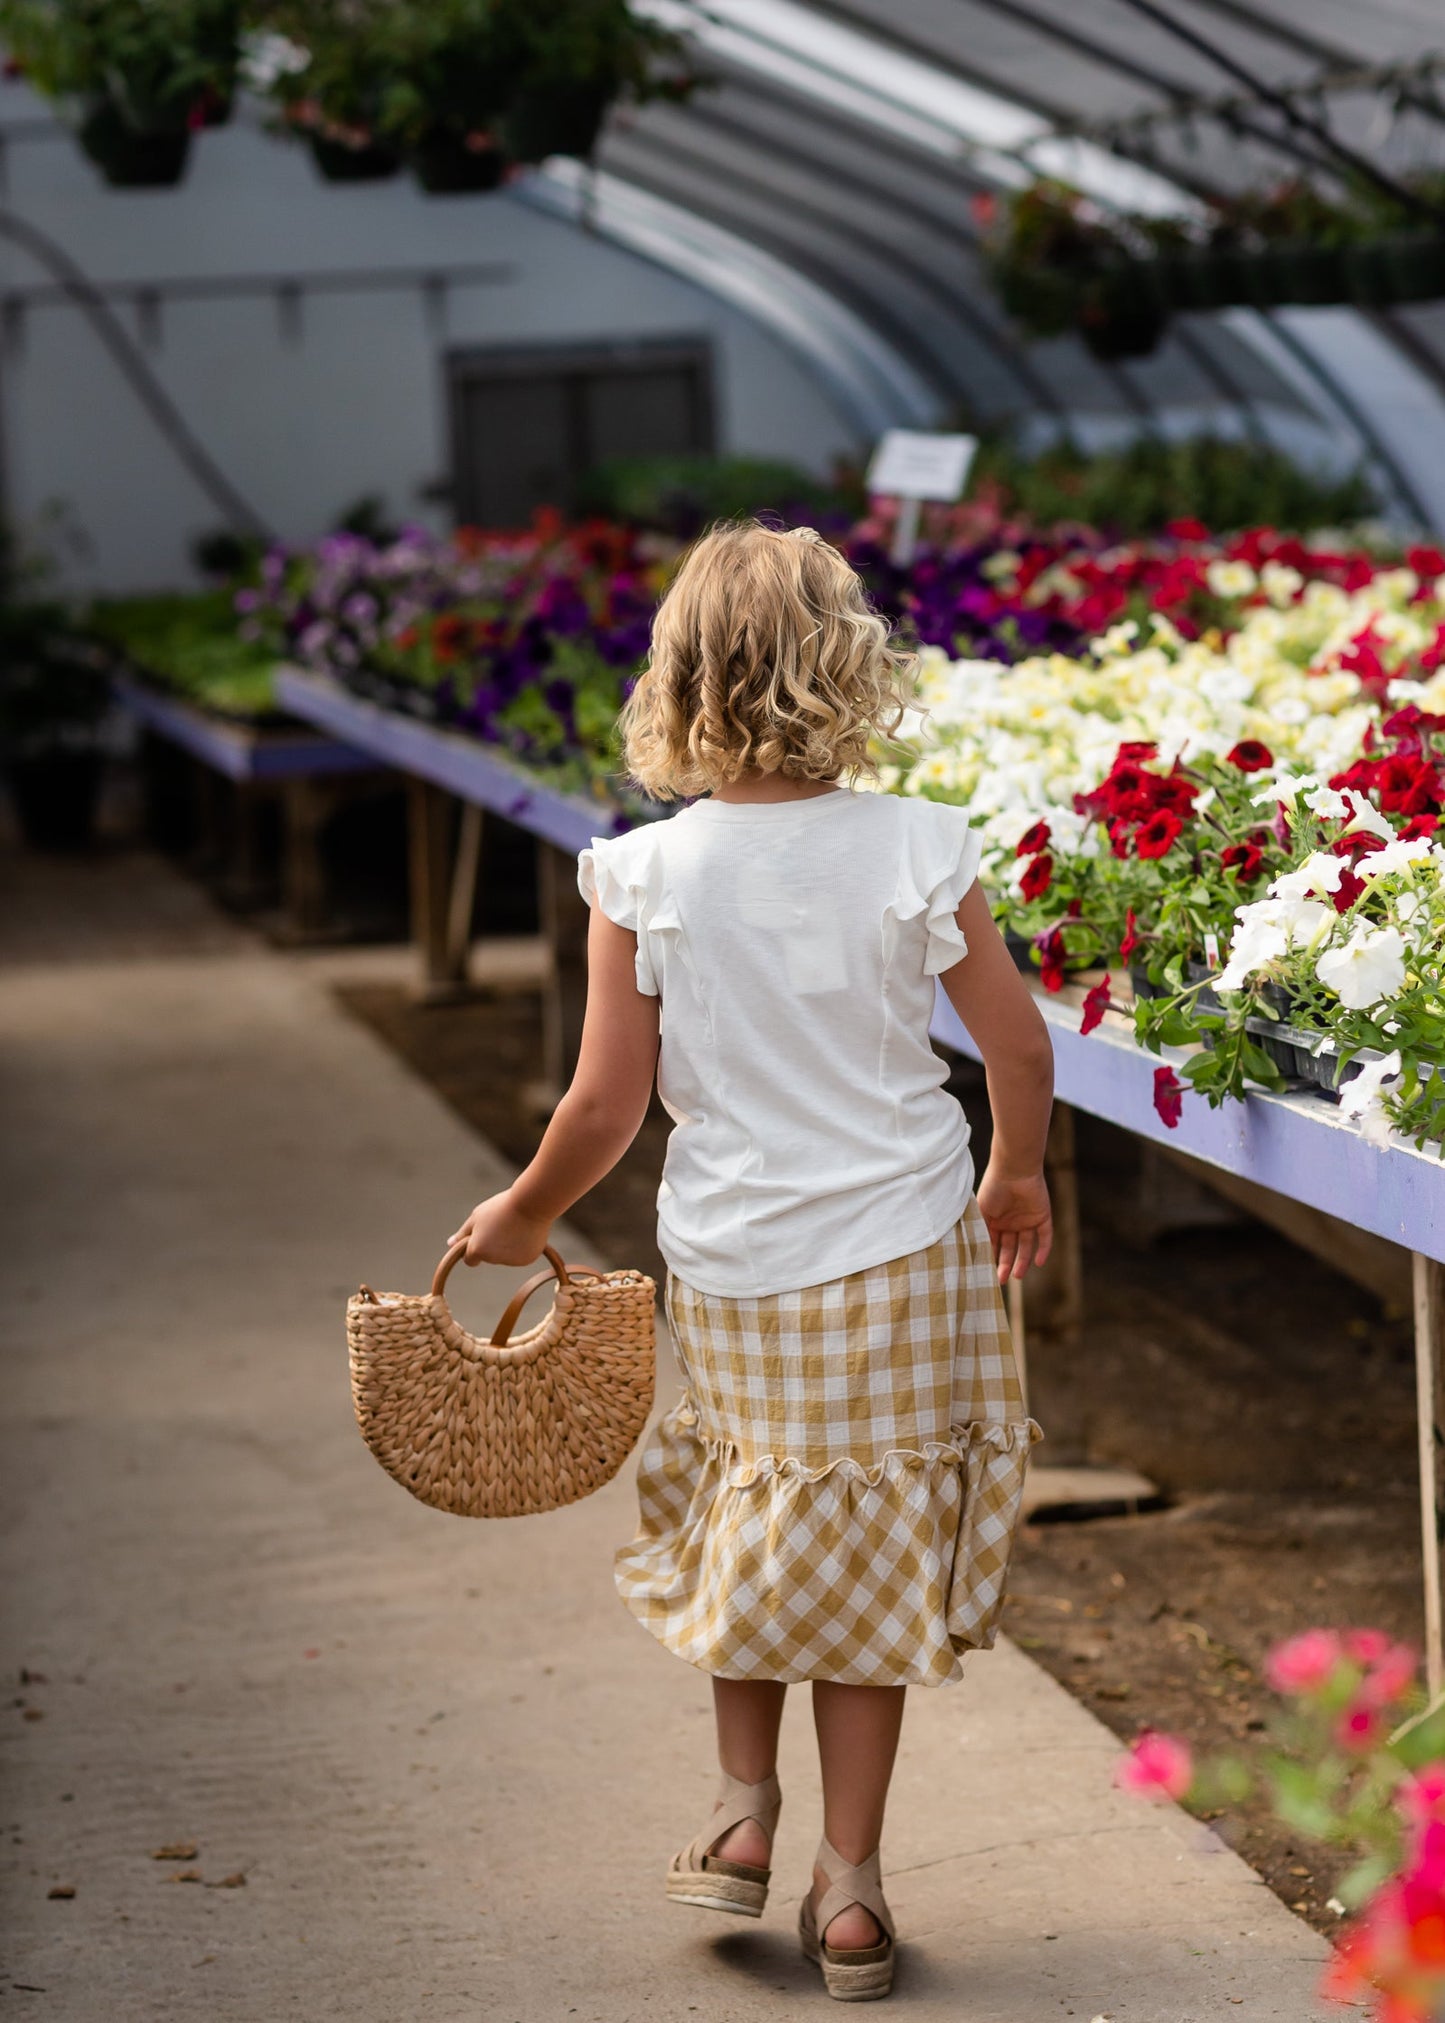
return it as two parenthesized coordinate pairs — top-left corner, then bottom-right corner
(430, 1244), (582, 1347)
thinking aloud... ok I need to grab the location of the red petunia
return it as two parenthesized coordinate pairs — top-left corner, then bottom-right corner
(1120, 908), (1140, 963)
(1135, 809), (1185, 859)
(1225, 739), (1274, 773)
(1165, 518), (1209, 543)
(1376, 755), (1442, 816)
(1153, 1066), (1184, 1129)
(1402, 813), (1441, 842)
(1220, 840), (1264, 882)
(1080, 978), (1111, 1035)
(1019, 852), (1054, 901)
(1332, 867), (1366, 915)
(1036, 928), (1067, 993)
(1015, 820), (1052, 858)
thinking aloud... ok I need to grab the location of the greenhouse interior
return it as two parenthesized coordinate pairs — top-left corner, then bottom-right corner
(3, 2), (1445, 2018)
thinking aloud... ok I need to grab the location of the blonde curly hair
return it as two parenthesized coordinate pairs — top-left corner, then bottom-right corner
(620, 521), (913, 801)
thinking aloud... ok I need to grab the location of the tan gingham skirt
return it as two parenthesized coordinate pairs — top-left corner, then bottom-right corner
(614, 1202), (1042, 1687)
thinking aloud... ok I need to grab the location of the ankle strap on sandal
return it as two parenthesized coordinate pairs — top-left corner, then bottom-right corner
(813, 1835), (895, 1942)
(714, 1770), (781, 1841)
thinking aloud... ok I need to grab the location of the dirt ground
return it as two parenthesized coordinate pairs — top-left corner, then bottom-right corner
(338, 972), (1423, 1943)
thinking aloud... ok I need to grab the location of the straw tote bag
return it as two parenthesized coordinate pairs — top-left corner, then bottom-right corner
(348, 1244), (655, 1518)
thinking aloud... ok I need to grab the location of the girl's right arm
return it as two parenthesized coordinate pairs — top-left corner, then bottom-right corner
(938, 881), (1056, 1284)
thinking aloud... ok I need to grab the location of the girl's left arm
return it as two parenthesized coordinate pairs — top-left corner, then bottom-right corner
(449, 907), (660, 1266)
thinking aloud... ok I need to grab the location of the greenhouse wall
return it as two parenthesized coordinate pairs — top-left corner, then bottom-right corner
(0, 95), (860, 592)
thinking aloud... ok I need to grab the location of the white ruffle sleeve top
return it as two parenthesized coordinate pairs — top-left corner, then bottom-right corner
(577, 786), (983, 1299)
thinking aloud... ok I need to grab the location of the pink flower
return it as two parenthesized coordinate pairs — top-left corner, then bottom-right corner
(1362, 1643), (1418, 1708)
(1115, 1730), (1193, 1802)
(1398, 1771), (1445, 1834)
(1266, 1627), (1343, 1696)
(1336, 1699), (1387, 1753)
(1344, 1629), (1392, 1665)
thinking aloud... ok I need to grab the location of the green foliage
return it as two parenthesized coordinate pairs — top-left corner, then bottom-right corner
(89, 591), (277, 719)
(259, 0), (689, 150)
(575, 455), (856, 536)
(972, 434), (1378, 537)
(0, 0), (239, 125)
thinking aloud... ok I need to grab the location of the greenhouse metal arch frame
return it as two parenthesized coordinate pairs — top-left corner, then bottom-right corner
(533, 0), (1445, 525)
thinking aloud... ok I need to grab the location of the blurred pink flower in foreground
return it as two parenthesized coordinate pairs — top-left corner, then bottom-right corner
(1114, 1730), (1193, 1802)
(1266, 1627), (1344, 1694)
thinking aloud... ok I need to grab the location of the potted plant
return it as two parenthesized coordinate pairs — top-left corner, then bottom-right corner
(0, 529), (110, 851)
(978, 182), (1136, 344)
(0, 0), (240, 187)
(501, 0), (693, 164)
(245, 9), (401, 182)
(358, 0), (526, 194)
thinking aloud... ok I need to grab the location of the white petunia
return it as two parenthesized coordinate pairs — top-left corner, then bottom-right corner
(1206, 560), (1257, 598)
(1337, 1050), (1403, 1147)
(1315, 925), (1407, 1011)
(1215, 896), (1332, 992)
(1271, 852), (1344, 901)
(1253, 773), (1318, 808)
(1357, 837), (1435, 880)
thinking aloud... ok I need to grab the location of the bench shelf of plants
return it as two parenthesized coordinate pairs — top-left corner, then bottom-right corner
(94, 598), (380, 935)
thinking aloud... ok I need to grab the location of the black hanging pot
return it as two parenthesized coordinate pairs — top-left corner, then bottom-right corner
(410, 131), (508, 194)
(4, 749), (104, 851)
(1379, 232), (1445, 306)
(1079, 265), (1166, 361)
(1343, 240), (1399, 310)
(1274, 240), (1347, 306)
(1177, 247), (1236, 311)
(309, 132), (402, 183)
(503, 81), (613, 163)
(78, 96), (191, 187)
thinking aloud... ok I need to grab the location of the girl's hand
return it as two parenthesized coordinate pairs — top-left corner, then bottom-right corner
(447, 1188), (552, 1268)
(977, 1162), (1053, 1285)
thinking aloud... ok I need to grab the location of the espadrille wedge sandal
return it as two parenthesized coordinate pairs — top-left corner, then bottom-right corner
(798, 1838), (896, 2002)
(666, 1771), (781, 1919)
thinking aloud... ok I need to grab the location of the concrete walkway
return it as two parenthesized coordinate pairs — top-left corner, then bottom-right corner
(0, 858), (1333, 2020)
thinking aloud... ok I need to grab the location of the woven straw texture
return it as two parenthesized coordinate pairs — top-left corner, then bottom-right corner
(348, 1255), (655, 1519)
(615, 1203), (1040, 1684)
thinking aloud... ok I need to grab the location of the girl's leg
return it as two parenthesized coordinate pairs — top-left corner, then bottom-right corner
(811, 1681), (907, 1949)
(709, 1678), (787, 1866)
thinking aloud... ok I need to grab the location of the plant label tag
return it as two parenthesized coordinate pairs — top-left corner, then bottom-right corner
(1203, 931), (1220, 970)
(866, 431), (978, 504)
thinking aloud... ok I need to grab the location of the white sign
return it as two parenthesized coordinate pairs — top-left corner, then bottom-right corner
(866, 430), (978, 503)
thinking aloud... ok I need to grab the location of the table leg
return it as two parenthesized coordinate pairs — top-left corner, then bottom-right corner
(281, 777), (328, 940)
(1415, 1252), (1445, 1699)
(407, 778), (466, 1001)
(445, 801), (485, 983)
(538, 841), (590, 1098)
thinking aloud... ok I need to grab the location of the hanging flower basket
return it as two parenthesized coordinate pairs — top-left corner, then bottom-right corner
(503, 79), (611, 163)
(409, 130), (508, 193)
(77, 96), (191, 187)
(308, 131), (401, 183)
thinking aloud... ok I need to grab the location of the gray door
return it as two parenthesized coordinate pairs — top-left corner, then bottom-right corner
(448, 342), (713, 526)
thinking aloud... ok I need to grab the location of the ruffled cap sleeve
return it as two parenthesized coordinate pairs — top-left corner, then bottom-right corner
(898, 798), (984, 977)
(577, 830), (661, 996)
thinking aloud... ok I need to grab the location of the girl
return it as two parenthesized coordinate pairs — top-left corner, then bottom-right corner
(450, 523), (1052, 2002)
